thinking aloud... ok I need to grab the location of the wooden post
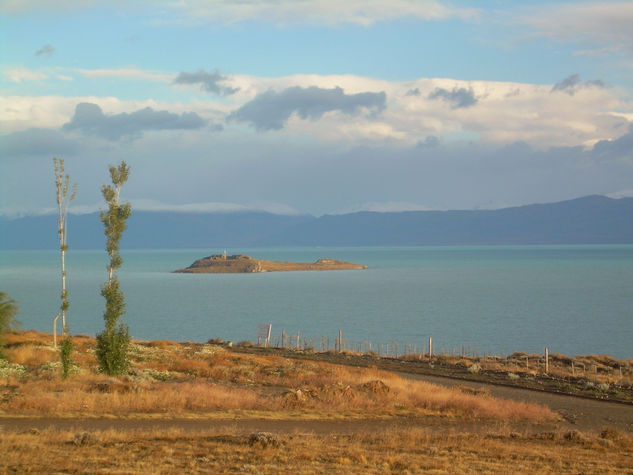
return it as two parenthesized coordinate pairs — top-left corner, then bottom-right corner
(544, 347), (549, 374)
(571, 360), (575, 377)
(525, 355), (529, 370)
(52, 313), (60, 348)
(338, 330), (342, 353)
(428, 336), (433, 360)
(296, 331), (300, 350)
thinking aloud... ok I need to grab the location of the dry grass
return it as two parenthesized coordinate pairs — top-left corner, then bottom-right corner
(1, 426), (631, 474)
(0, 331), (558, 424)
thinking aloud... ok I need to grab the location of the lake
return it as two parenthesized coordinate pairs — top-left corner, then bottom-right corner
(1, 246), (632, 358)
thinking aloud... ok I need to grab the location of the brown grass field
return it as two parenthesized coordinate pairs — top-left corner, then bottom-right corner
(1, 330), (632, 473)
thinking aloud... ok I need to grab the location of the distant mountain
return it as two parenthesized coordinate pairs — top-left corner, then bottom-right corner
(263, 195), (633, 246)
(0, 211), (313, 249)
(1, 195), (632, 249)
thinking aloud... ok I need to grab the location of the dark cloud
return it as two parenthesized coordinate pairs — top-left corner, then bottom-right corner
(586, 79), (606, 88)
(228, 86), (387, 130)
(62, 103), (207, 140)
(0, 128), (78, 158)
(34, 44), (55, 57)
(551, 74), (606, 95)
(405, 88), (421, 96)
(173, 69), (239, 96)
(551, 74), (581, 93)
(592, 125), (633, 158)
(416, 135), (439, 148)
(428, 87), (477, 109)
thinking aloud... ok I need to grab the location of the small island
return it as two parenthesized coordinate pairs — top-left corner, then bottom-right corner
(174, 253), (368, 273)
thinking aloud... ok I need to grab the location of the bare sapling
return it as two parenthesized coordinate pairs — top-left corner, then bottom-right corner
(53, 158), (77, 348)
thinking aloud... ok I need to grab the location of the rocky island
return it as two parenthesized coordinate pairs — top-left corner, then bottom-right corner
(174, 253), (367, 273)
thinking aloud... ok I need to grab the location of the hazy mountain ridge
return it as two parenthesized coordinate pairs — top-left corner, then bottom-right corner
(1, 195), (632, 249)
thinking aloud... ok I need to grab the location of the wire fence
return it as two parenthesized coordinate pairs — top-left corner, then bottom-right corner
(253, 328), (632, 381)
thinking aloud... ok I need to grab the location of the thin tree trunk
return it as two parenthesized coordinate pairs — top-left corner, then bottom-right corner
(53, 313), (60, 348)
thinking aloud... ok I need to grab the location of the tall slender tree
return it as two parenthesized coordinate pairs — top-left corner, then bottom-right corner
(53, 158), (77, 348)
(96, 162), (132, 375)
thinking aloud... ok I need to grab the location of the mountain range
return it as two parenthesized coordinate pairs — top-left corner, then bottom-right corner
(1, 195), (632, 249)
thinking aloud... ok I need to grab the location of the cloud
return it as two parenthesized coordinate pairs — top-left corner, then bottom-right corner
(3, 73), (630, 148)
(591, 124), (633, 158)
(127, 198), (301, 215)
(173, 69), (239, 95)
(34, 44), (55, 57)
(416, 136), (440, 148)
(165, 0), (478, 27)
(0, 0), (478, 26)
(334, 201), (434, 214)
(4, 67), (47, 82)
(76, 68), (171, 82)
(551, 74), (581, 93)
(551, 74), (605, 95)
(521, 2), (633, 54)
(428, 87), (477, 109)
(61, 102), (207, 140)
(229, 86), (386, 130)
(405, 88), (421, 97)
(0, 128), (78, 158)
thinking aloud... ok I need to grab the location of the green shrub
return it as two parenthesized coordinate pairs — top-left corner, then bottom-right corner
(96, 324), (130, 375)
(60, 336), (73, 379)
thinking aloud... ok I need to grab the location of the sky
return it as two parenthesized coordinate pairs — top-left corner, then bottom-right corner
(1, 0), (633, 217)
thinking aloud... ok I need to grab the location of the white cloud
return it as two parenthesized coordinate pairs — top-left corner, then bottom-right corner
(128, 199), (301, 215)
(334, 201), (435, 214)
(607, 189), (633, 199)
(76, 67), (172, 82)
(4, 67), (48, 82)
(3, 73), (631, 148)
(0, 95), (226, 134)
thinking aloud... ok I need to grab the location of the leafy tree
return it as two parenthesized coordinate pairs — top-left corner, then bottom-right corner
(53, 157), (77, 348)
(0, 292), (20, 358)
(95, 162), (132, 375)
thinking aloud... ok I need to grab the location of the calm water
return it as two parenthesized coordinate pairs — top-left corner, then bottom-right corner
(1, 246), (632, 358)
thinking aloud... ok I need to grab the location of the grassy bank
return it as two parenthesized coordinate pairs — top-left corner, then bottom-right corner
(2, 330), (553, 422)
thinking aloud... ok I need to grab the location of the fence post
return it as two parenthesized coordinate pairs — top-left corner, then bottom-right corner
(544, 347), (549, 374)
(428, 336), (433, 360)
(338, 330), (342, 353)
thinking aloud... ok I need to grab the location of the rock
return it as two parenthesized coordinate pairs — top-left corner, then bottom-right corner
(563, 430), (586, 442)
(425, 446), (439, 455)
(248, 432), (281, 448)
(73, 432), (93, 446)
(357, 380), (390, 395)
(91, 378), (131, 394)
